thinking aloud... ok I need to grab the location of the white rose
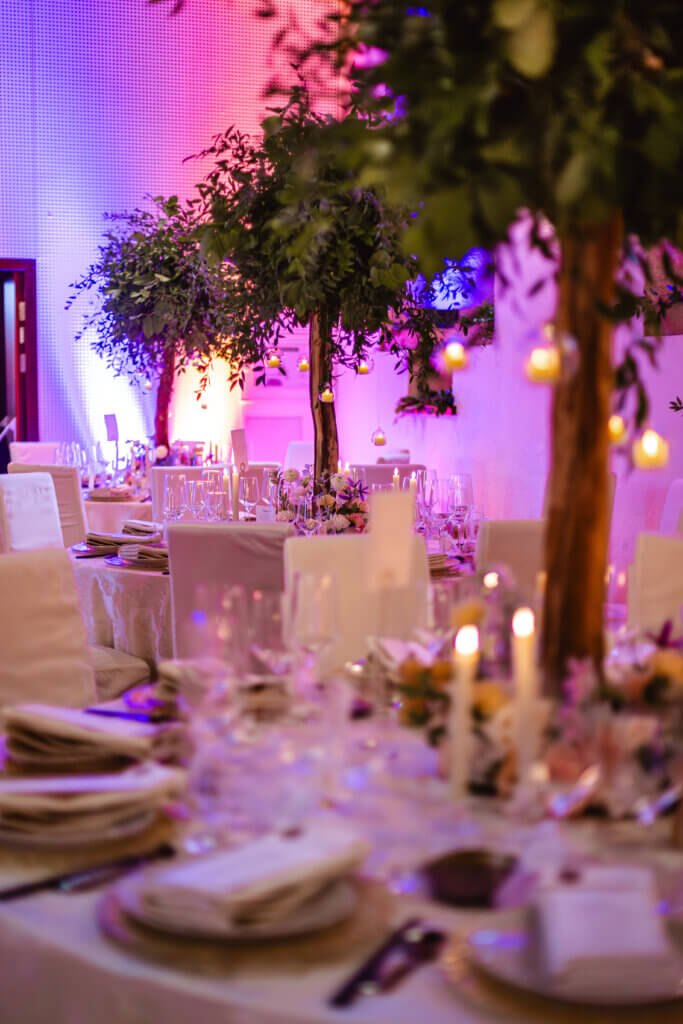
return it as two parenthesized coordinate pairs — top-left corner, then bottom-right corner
(152, 445), (168, 463)
(283, 469), (300, 483)
(275, 509), (295, 522)
(331, 514), (350, 532)
(319, 493), (335, 508)
(330, 474), (346, 492)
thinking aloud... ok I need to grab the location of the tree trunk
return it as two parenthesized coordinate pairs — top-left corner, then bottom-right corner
(309, 310), (340, 479)
(154, 346), (175, 449)
(541, 212), (623, 690)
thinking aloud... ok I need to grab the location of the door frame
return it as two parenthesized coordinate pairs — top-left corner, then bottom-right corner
(0, 259), (38, 441)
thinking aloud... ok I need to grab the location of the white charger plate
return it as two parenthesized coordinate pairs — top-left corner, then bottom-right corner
(0, 810), (156, 850)
(460, 908), (683, 1006)
(115, 871), (357, 940)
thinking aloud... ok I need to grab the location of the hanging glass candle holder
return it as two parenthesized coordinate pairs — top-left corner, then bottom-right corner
(356, 356), (374, 375)
(608, 414), (627, 445)
(525, 345), (561, 383)
(633, 428), (669, 468)
(318, 382), (334, 404)
(443, 341), (468, 371)
(371, 426), (387, 446)
(266, 349), (281, 369)
(298, 356), (310, 372)
(143, 378), (153, 390)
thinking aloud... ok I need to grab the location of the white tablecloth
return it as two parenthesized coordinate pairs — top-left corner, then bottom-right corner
(72, 557), (172, 664)
(84, 500), (154, 535)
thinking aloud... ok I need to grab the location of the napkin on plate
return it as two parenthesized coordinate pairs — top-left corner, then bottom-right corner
(86, 486), (132, 501)
(122, 520), (162, 539)
(83, 530), (131, 553)
(117, 543), (168, 570)
(134, 820), (368, 933)
(3, 703), (185, 768)
(0, 762), (184, 841)
(535, 865), (681, 1002)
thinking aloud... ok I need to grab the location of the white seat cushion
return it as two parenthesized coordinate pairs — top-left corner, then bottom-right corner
(89, 645), (151, 701)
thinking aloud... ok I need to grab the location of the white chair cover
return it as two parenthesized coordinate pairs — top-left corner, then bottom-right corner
(9, 441), (60, 465)
(8, 464), (86, 547)
(284, 533), (429, 674)
(476, 519), (545, 602)
(283, 441), (314, 473)
(167, 522), (294, 657)
(628, 532), (683, 638)
(0, 472), (63, 552)
(0, 548), (96, 707)
(351, 464), (426, 486)
(660, 479), (683, 535)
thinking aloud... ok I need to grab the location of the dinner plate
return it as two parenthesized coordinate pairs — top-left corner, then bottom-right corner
(0, 810), (157, 850)
(72, 542), (115, 557)
(115, 872), (358, 940)
(458, 908), (683, 1006)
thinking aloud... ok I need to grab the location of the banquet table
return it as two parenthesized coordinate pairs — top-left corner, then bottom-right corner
(72, 556), (172, 664)
(84, 498), (154, 535)
(0, 812), (681, 1024)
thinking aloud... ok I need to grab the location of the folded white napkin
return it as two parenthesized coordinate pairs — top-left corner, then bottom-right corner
(136, 821), (368, 932)
(0, 762), (184, 838)
(535, 866), (680, 1002)
(4, 703), (185, 766)
(85, 530), (130, 549)
(87, 486), (132, 500)
(118, 543), (168, 570)
(122, 520), (162, 538)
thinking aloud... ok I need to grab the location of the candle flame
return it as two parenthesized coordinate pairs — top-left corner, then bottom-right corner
(482, 571), (499, 589)
(642, 428), (660, 457)
(455, 625), (479, 656)
(512, 607), (535, 638)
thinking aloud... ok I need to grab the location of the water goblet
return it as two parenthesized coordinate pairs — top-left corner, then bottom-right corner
(239, 476), (260, 520)
(163, 473), (186, 523)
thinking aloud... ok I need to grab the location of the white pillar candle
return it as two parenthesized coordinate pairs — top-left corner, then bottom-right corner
(337, 459), (342, 475)
(450, 625), (479, 801)
(409, 471), (417, 495)
(231, 464), (240, 521)
(512, 607), (537, 785)
(392, 467), (400, 491)
(343, 461), (351, 478)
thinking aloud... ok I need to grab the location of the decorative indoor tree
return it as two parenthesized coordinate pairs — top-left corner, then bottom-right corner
(284, 0), (683, 685)
(193, 87), (443, 480)
(68, 196), (237, 448)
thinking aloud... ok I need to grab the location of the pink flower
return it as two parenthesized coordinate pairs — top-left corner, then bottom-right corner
(348, 513), (367, 532)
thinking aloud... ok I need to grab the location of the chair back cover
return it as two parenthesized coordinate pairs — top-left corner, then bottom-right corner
(151, 465), (206, 523)
(8, 463), (86, 547)
(660, 479), (683, 535)
(0, 548), (95, 707)
(476, 519), (545, 602)
(9, 441), (60, 465)
(628, 532), (683, 638)
(283, 441), (314, 473)
(284, 533), (429, 674)
(0, 472), (63, 552)
(167, 522), (294, 657)
(351, 464), (426, 487)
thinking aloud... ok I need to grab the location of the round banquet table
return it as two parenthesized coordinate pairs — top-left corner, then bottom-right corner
(84, 498), (154, 535)
(0, 813), (681, 1024)
(72, 556), (172, 664)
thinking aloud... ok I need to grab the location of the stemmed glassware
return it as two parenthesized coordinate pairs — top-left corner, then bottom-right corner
(185, 479), (208, 520)
(163, 474), (186, 523)
(239, 477), (260, 520)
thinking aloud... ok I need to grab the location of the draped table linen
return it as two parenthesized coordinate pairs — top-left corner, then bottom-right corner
(84, 500), (154, 536)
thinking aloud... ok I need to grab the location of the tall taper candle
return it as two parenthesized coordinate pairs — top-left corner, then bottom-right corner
(231, 464), (240, 521)
(392, 467), (400, 491)
(512, 607), (537, 784)
(450, 625), (479, 801)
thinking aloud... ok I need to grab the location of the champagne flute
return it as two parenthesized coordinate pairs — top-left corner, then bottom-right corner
(239, 477), (260, 519)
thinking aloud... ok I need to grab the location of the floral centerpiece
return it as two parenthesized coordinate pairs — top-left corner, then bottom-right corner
(271, 468), (369, 534)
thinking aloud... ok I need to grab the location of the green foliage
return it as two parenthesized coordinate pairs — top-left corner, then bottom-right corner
(193, 87), (444, 391)
(671, 395), (683, 413)
(395, 388), (457, 418)
(67, 196), (237, 387)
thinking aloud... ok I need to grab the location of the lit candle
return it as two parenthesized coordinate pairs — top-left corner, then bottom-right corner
(222, 470), (230, 496)
(267, 352), (281, 369)
(343, 461), (351, 478)
(450, 625), (479, 801)
(512, 607), (537, 785)
(632, 428), (669, 469)
(337, 459), (342, 475)
(525, 346), (561, 383)
(608, 414), (626, 445)
(357, 360), (370, 375)
(482, 570), (499, 590)
(409, 471), (417, 496)
(298, 357), (310, 372)
(392, 467), (400, 491)
(371, 428), (386, 446)
(231, 464), (240, 521)
(443, 341), (468, 371)
(320, 386), (334, 404)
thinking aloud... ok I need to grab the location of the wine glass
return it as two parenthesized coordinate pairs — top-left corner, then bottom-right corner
(205, 488), (228, 521)
(239, 477), (260, 520)
(185, 479), (208, 520)
(248, 590), (296, 678)
(163, 473), (186, 523)
(287, 572), (339, 684)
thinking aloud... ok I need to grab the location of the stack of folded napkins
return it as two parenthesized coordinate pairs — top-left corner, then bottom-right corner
(0, 762), (184, 844)
(86, 486), (132, 501)
(122, 520), (162, 538)
(428, 553), (459, 578)
(131, 821), (368, 933)
(118, 543), (168, 571)
(4, 704), (185, 770)
(83, 530), (130, 554)
(535, 866), (681, 1003)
